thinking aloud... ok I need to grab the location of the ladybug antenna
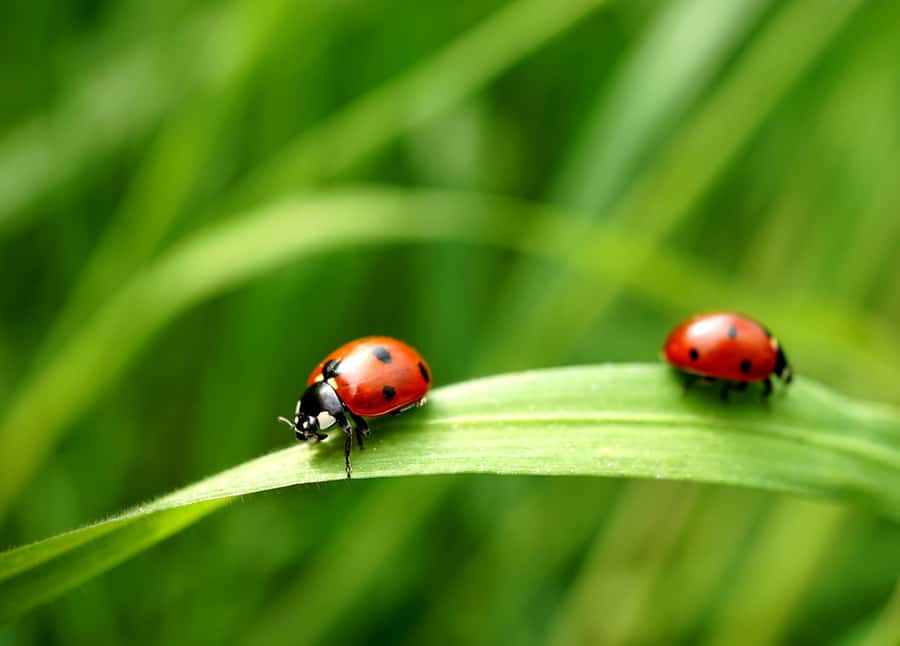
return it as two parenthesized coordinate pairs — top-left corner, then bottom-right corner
(280, 403), (328, 442)
(277, 415), (298, 431)
(278, 398), (304, 439)
(278, 416), (309, 442)
(278, 399), (303, 432)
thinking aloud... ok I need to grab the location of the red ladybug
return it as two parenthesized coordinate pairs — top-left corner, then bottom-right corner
(278, 336), (431, 477)
(663, 312), (792, 399)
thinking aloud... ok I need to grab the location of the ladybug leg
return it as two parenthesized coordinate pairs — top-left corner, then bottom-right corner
(349, 412), (369, 450)
(343, 432), (353, 479)
(720, 381), (731, 401)
(334, 412), (355, 479)
(762, 377), (773, 399)
(734, 381), (748, 392)
(681, 373), (698, 395)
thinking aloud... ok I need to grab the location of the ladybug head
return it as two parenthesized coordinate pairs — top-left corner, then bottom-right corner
(277, 410), (318, 439)
(278, 381), (343, 441)
(774, 343), (793, 384)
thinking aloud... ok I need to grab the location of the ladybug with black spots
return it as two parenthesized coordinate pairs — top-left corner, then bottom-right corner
(279, 336), (431, 478)
(663, 312), (792, 400)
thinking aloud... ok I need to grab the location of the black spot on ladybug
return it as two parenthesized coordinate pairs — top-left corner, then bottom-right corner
(740, 359), (752, 374)
(728, 325), (738, 339)
(382, 385), (396, 401)
(418, 362), (430, 383)
(689, 348), (699, 361)
(323, 359), (341, 379)
(372, 346), (392, 363)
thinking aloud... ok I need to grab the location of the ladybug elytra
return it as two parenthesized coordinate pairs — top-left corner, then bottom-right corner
(279, 336), (431, 478)
(663, 312), (792, 399)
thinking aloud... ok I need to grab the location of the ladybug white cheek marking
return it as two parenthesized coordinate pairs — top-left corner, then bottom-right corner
(314, 374), (324, 383)
(327, 378), (338, 389)
(317, 411), (336, 429)
(770, 338), (779, 351)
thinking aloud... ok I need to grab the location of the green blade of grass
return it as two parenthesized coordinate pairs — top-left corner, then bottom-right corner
(402, 478), (617, 646)
(838, 580), (900, 646)
(31, 0), (603, 356)
(476, 0), (864, 373)
(477, 0), (772, 374)
(2, 186), (900, 516)
(701, 498), (849, 646)
(0, 0), (252, 233)
(32, 0), (299, 366)
(638, 488), (767, 644)
(0, 499), (229, 624)
(241, 478), (455, 646)
(229, 0), (607, 205)
(543, 482), (701, 646)
(2, 364), (900, 621)
(550, 0), (770, 211)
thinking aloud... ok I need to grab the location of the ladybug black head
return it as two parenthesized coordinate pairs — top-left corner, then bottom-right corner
(774, 344), (793, 384)
(278, 381), (344, 441)
(277, 411), (314, 438)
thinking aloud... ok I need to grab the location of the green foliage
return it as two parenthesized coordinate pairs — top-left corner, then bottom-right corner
(3, 365), (899, 621)
(2, 0), (900, 643)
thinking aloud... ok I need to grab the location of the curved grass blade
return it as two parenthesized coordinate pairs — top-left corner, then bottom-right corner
(0, 500), (228, 623)
(2, 364), (900, 621)
(240, 478), (455, 646)
(2, 187), (900, 515)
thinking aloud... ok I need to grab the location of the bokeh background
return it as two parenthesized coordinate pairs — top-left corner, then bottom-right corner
(2, 0), (900, 644)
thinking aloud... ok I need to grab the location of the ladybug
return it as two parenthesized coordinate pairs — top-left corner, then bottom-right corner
(278, 336), (431, 478)
(663, 312), (792, 399)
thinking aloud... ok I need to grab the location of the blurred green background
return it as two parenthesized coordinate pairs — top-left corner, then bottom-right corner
(2, 0), (900, 644)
